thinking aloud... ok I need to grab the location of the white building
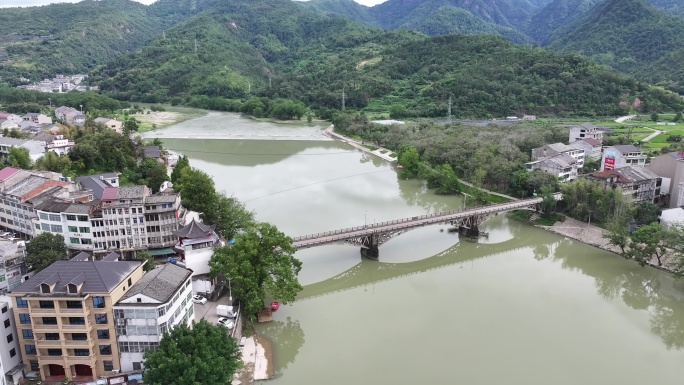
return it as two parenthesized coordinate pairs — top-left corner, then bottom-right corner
(0, 296), (25, 385)
(172, 219), (221, 276)
(531, 143), (585, 169)
(601, 145), (647, 171)
(113, 263), (193, 372)
(526, 154), (580, 181)
(0, 240), (29, 294)
(569, 123), (605, 143)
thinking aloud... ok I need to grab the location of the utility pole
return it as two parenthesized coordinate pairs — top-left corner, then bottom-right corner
(246, 80), (251, 93)
(341, 87), (346, 111)
(447, 95), (452, 123)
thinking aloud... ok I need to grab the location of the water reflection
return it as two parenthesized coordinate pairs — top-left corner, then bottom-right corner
(258, 317), (305, 375)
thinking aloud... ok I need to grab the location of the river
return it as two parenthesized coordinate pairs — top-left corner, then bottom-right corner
(147, 112), (684, 384)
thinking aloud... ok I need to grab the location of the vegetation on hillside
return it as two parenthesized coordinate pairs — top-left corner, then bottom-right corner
(547, 0), (684, 94)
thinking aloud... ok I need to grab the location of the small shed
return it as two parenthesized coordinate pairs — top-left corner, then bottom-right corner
(257, 307), (273, 323)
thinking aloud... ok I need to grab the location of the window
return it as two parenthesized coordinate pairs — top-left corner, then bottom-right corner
(50, 224), (62, 233)
(39, 213), (48, 221)
(3, 319), (9, 328)
(74, 348), (90, 356)
(103, 361), (114, 371)
(42, 317), (57, 325)
(128, 278), (132, 286)
(69, 317), (85, 325)
(79, 227), (90, 233)
(16, 298), (27, 308)
(92, 297), (105, 308)
(24, 344), (36, 355)
(9, 348), (16, 357)
(2, 305), (7, 314)
(99, 345), (112, 355)
(95, 314), (107, 325)
(48, 214), (60, 222)
(39, 300), (54, 309)
(133, 362), (142, 370)
(29, 361), (39, 372)
(78, 215), (88, 222)
(66, 301), (82, 309)
(34, 223), (40, 230)
(66, 215), (77, 221)
(40, 283), (51, 293)
(68, 226), (78, 232)
(47, 348), (61, 356)
(97, 329), (110, 340)
(6, 333), (13, 343)
(41, 223), (49, 231)
(45, 333), (59, 340)
(72, 333), (87, 341)
(22, 329), (33, 339)
(19, 314), (30, 324)
(81, 238), (92, 245)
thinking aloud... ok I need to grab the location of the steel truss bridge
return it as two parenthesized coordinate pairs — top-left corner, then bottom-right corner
(292, 196), (555, 260)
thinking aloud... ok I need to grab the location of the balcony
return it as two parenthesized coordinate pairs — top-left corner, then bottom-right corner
(35, 338), (62, 348)
(63, 339), (93, 347)
(61, 323), (92, 332)
(29, 306), (57, 316)
(59, 307), (90, 316)
(33, 323), (59, 332)
(36, 354), (65, 363)
(66, 355), (94, 362)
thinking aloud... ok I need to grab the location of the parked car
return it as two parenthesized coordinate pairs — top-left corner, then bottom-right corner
(192, 295), (207, 305)
(217, 317), (234, 329)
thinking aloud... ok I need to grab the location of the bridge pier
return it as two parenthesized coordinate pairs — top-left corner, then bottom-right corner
(360, 233), (380, 261)
(459, 216), (482, 238)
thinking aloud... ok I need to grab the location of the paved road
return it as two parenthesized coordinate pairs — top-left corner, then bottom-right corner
(641, 127), (664, 143)
(292, 196), (546, 249)
(615, 115), (637, 123)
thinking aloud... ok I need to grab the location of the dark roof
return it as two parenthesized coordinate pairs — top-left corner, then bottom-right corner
(144, 146), (161, 158)
(117, 186), (146, 199)
(146, 194), (178, 204)
(70, 252), (92, 262)
(612, 145), (641, 154)
(12, 260), (141, 294)
(75, 174), (117, 200)
(118, 263), (191, 304)
(101, 251), (120, 262)
(32, 132), (55, 143)
(580, 138), (601, 146)
(173, 219), (216, 239)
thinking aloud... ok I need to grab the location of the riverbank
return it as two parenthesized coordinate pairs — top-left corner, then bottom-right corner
(133, 105), (208, 132)
(538, 216), (677, 273)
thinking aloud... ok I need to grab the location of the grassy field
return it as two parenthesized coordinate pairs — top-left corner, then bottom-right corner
(131, 104), (208, 132)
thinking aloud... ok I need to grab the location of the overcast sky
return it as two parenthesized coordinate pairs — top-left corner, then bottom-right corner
(0, 0), (387, 8)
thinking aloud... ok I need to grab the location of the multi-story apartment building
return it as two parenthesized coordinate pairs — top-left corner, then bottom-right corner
(531, 143), (585, 169)
(585, 166), (662, 204)
(173, 219), (221, 276)
(526, 154), (580, 181)
(569, 123), (606, 143)
(648, 151), (684, 208)
(0, 296), (24, 385)
(0, 240), (30, 294)
(0, 167), (80, 239)
(601, 145), (647, 171)
(144, 193), (182, 250)
(113, 263), (193, 372)
(10, 259), (144, 381)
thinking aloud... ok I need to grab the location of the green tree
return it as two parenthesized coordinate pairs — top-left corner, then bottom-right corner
(209, 222), (302, 317)
(25, 233), (67, 273)
(397, 145), (421, 178)
(389, 104), (407, 119)
(631, 201), (660, 226)
(143, 319), (241, 385)
(171, 155), (190, 184)
(138, 157), (169, 193)
(8, 147), (32, 169)
(123, 117), (139, 133)
(35, 152), (72, 174)
(626, 222), (667, 267)
(136, 250), (156, 273)
(175, 168), (219, 224)
(651, 112), (659, 122)
(215, 194), (255, 241)
(674, 112), (682, 123)
(606, 213), (631, 254)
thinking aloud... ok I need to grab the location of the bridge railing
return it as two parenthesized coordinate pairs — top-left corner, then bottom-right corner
(291, 197), (543, 243)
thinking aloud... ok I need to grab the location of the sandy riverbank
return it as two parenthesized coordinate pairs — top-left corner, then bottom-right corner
(232, 336), (274, 385)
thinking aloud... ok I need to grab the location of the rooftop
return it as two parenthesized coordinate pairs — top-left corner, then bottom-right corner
(146, 194), (178, 204)
(117, 186), (147, 200)
(611, 145), (641, 154)
(118, 263), (191, 304)
(12, 260), (141, 294)
(590, 166), (659, 183)
(173, 219), (216, 239)
(0, 167), (21, 182)
(144, 146), (161, 159)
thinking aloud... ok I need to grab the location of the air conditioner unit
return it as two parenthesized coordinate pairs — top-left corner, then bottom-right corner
(111, 369), (120, 374)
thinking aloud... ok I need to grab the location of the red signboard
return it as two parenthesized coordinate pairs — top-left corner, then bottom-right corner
(604, 157), (615, 170)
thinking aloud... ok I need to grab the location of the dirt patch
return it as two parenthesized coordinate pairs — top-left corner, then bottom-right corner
(135, 111), (181, 126)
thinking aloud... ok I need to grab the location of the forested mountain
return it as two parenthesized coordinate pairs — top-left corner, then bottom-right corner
(0, 0), (175, 83)
(524, 0), (601, 43)
(547, 0), (684, 93)
(648, 0), (684, 18)
(299, 0), (376, 25)
(88, 0), (683, 117)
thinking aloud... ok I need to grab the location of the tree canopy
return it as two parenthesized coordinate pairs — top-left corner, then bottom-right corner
(25, 233), (67, 273)
(209, 222), (302, 317)
(143, 319), (241, 385)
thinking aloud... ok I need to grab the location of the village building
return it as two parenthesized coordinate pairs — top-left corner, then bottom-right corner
(0, 295), (25, 385)
(93, 118), (123, 134)
(568, 123), (607, 143)
(569, 138), (602, 159)
(600, 145), (647, 171)
(585, 166), (662, 204)
(526, 154), (580, 181)
(113, 263), (193, 372)
(531, 143), (585, 169)
(10, 259), (145, 381)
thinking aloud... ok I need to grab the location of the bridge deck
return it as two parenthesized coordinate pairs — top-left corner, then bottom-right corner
(291, 197), (545, 249)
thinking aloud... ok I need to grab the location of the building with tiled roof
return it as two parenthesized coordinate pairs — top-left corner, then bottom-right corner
(526, 153), (579, 181)
(585, 166), (662, 204)
(172, 219), (221, 276)
(10, 259), (144, 381)
(601, 145), (647, 171)
(113, 263), (193, 372)
(531, 142), (585, 169)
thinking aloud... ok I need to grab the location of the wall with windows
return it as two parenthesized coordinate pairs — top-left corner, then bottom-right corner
(114, 276), (193, 372)
(0, 197), (37, 237)
(0, 296), (23, 385)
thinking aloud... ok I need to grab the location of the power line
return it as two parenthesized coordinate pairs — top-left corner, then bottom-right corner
(243, 169), (394, 202)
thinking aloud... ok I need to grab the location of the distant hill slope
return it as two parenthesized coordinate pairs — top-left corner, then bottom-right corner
(0, 0), (173, 83)
(90, 0), (683, 117)
(547, 0), (684, 91)
(524, 0), (601, 43)
(648, 0), (684, 19)
(298, 0), (376, 25)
